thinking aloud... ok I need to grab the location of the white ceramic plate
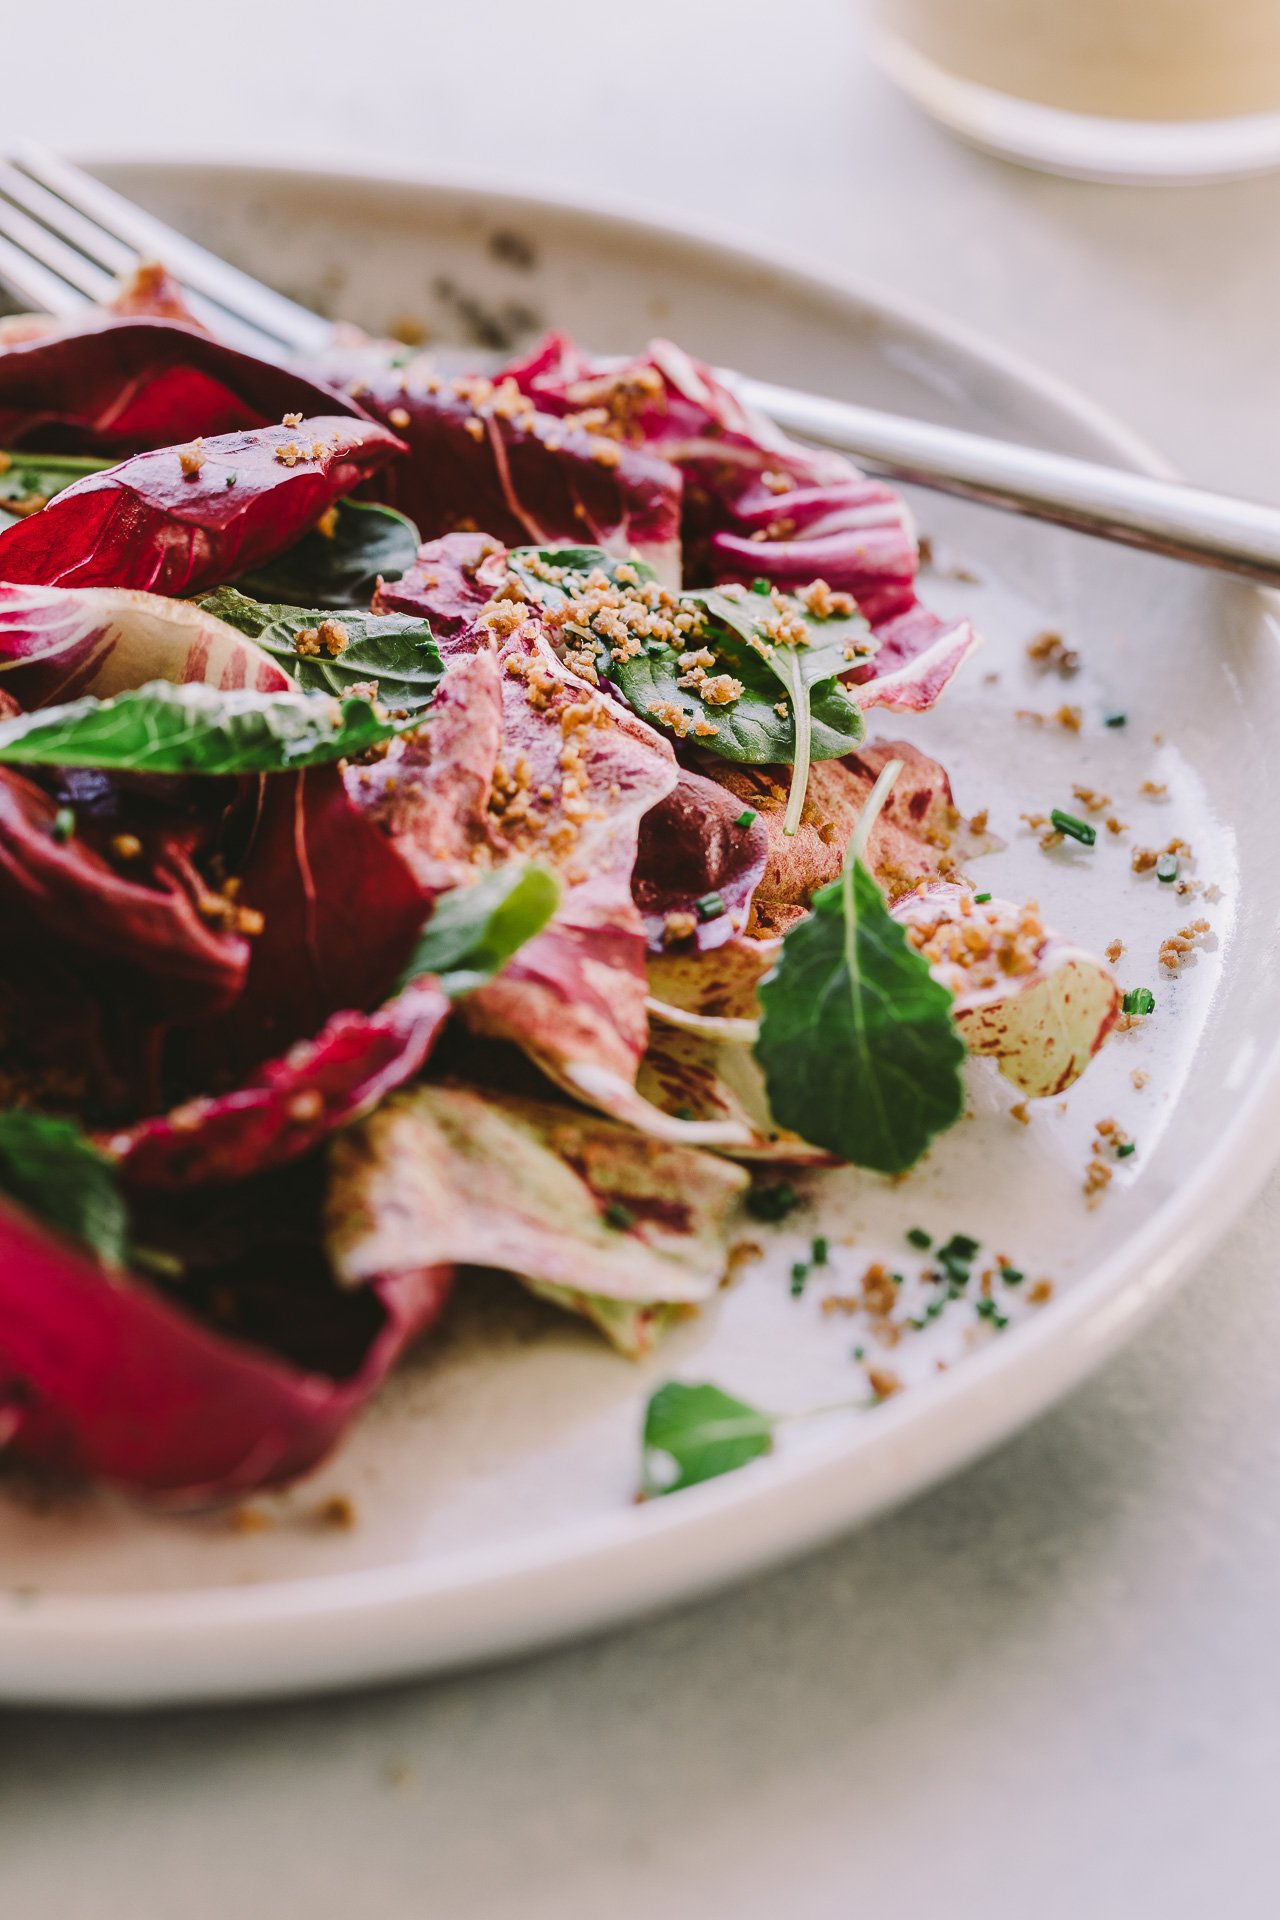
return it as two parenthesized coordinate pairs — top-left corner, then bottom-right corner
(2, 161), (1279, 1708)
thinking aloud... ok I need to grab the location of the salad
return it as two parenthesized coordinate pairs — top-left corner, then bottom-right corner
(0, 266), (1119, 1505)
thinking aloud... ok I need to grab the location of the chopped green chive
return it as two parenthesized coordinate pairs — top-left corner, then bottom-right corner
(695, 890), (726, 922)
(925, 1298), (945, 1320)
(852, 1346), (865, 1361)
(674, 1105), (695, 1121)
(939, 1233), (980, 1263)
(224, 471), (237, 487)
(1116, 1140), (1136, 1159)
(751, 577), (772, 595)
(746, 1182), (799, 1222)
(811, 1235), (828, 1265)
(890, 1271), (905, 1287)
(906, 1226), (931, 1250)
(1050, 808), (1096, 846)
(733, 808), (758, 829)
(603, 1202), (634, 1231)
(1156, 853), (1179, 883)
(1104, 712), (1127, 728)
(973, 891), (992, 904)
(51, 806), (76, 843)
(1122, 987), (1155, 1016)
(1000, 1266), (1024, 1286)
(790, 1261), (809, 1297)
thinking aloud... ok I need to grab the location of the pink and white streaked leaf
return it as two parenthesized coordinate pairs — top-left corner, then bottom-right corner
(326, 1083), (749, 1355)
(0, 582), (291, 711)
(892, 882), (1121, 1097)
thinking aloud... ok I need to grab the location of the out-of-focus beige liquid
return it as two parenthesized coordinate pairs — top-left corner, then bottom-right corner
(878, 0), (1280, 120)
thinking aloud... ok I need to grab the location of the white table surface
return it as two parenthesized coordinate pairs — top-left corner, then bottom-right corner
(4, 3), (1280, 1914)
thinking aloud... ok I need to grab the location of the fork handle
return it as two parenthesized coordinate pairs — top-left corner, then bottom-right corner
(728, 372), (1280, 588)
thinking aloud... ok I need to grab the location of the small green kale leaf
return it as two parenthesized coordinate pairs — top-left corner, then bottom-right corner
(235, 498), (421, 609)
(754, 852), (965, 1175)
(399, 863), (560, 998)
(0, 679), (413, 775)
(0, 1110), (128, 1267)
(201, 587), (443, 715)
(641, 1380), (776, 1496)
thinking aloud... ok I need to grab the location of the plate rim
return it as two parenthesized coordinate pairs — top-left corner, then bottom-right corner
(4, 154), (1277, 1706)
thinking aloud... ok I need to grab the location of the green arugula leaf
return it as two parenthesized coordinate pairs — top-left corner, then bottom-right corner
(508, 546), (870, 833)
(641, 1381), (776, 1496)
(398, 863), (560, 997)
(235, 499), (421, 609)
(754, 766), (966, 1175)
(0, 679), (413, 775)
(0, 1110), (128, 1266)
(200, 587), (444, 715)
(0, 449), (111, 520)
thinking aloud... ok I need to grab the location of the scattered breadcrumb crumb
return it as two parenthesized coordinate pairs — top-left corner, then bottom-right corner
(1027, 630), (1080, 675)
(315, 1495), (356, 1530)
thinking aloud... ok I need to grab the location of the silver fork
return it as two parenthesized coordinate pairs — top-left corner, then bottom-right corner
(3, 144), (1280, 589)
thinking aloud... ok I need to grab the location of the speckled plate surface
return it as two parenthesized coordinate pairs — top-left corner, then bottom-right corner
(2, 160), (1278, 1707)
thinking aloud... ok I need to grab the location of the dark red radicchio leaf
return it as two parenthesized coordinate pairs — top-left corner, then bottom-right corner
(0, 417), (406, 596)
(109, 978), (450, 1190)
(208, 763), (434, 1073)
(0, 317), (359, 454)
(0, 1196), (451, 1500)
(340, 368), (683, 585)
(632, 764), (768, 954)
(0, 764), (248, 1010)
(500, 333), (978, 712)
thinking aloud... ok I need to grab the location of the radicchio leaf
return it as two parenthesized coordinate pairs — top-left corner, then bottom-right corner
(0, 1195), (451, 1499)
(0, 580), (291, 710)
(0, 417), (406, 597)
(892, 882), (1121, 1096)
(500, 332), (979, 711)
(706, 737), (982, 937)
(0, 315), (359, 453)
(109, 979), (451, 1190)
(326, 1083), (749, 1357)
(213, 763), (434, 1069)
(367, 538), (752, 1143)
(0, 762), (248, 1010)
(344, 649), (504, 893)
(632, 765), (769, 953)
(339, 367), (683, 585)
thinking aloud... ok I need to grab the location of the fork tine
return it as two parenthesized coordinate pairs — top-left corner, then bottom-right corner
(0, 193), (116, 305)
(0, 230), (85, 316)
(0, 159), (137, 278)
(11, 144), (333, 355)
